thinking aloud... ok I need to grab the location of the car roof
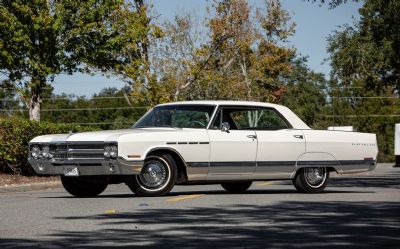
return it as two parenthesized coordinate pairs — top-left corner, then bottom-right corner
(156, 100), (284, 108)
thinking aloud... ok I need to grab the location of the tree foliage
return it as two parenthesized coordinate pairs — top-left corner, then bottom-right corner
(279, 58), (329, 128)
(133, 0), (296, 105)
(0, 118), (94, 175)
(307, 0), (359, 9)
(0, 0), (151, 121)
(1, 0), (398, 164)
(39, 87), (148, 130)
(327, 0), (400, 161)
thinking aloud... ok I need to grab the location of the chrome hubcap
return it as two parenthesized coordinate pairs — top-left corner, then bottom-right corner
(138, 160), (168, 189)
(304, 167), (326, 187)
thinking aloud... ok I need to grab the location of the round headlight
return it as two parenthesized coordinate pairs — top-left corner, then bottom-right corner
(104, 145), (111, 158)
(110, 145), (118, 158)
(42, 145), (50, 158)
(31, 145), (41, 159)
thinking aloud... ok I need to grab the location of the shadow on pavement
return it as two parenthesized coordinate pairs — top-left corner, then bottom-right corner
(330, 176), (400, 189)
(42, 188), (372, 199)
(1, 201), (399, 248)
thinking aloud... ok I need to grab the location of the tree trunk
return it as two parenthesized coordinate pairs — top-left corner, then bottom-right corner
(134, 0), (153, 105)
(28, 93), (41, 121)
(240, 57), (251, 100)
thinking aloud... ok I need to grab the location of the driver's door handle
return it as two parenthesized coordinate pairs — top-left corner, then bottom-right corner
(293, 135), (303, 139)
(247, 135), (257, 139)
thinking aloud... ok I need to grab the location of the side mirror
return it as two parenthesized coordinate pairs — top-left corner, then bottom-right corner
(220, 122), (230, 132)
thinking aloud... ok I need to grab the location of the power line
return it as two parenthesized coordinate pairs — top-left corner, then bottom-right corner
(3, 95), (398, 101)
(330, 96), (399, 99)
(44, 96), (129, 100)
(0, 96), (133, 101)
(325, 114), (400, 118)
(54, 122), (135, 125)
(0, 106), (150, 112)
(330, 87), (364, 89)
(0, 86), (53, 89)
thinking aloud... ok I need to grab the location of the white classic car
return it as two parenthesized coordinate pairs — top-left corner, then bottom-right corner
(28, 101), (378, 197)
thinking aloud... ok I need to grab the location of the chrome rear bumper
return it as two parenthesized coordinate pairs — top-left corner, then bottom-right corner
(28, 157), (143, 176)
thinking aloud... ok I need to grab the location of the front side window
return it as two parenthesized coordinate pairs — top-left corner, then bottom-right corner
(133, 105), (215, 129)
(211, 106), (290, 130)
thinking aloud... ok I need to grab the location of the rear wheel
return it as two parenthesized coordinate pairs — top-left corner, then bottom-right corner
(60, 176), (108, 197)
(125, 154), (177, 197)
(221, 181), (252, 193)
(292, 167), (329, 193)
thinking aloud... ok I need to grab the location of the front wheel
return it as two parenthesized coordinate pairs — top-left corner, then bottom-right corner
(125, 154), (177, 197)
(60, 176), (108, 197)
(221, 181), (252, 193)
(292, 167), (329, 193)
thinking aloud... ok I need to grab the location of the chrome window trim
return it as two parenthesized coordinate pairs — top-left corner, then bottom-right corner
(207, 105), (293, 130)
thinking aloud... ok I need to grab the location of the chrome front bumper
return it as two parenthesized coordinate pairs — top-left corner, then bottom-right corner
(28, 157), (144, 176)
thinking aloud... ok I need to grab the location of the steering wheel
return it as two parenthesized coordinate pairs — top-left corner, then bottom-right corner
(189, 120), (206, 127)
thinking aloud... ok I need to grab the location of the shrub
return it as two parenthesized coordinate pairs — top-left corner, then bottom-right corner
(0, 118), (96, 175)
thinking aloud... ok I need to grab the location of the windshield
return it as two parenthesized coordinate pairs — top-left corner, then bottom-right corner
(133, 104), (216, 129)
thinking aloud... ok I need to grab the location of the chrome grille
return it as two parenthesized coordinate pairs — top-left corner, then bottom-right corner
(52, 143), (104, 160)
(51, 144), (67, 160)
(67, 143), (104, 160)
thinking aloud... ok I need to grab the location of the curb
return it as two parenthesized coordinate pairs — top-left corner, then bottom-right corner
(0, 181), (62, 193)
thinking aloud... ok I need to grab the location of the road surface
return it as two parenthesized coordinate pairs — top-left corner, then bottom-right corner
(0, 163), (399, 248)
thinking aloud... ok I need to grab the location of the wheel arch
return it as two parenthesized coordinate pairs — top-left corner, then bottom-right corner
(291, 152), (340, 179)
(146, 147), (188, 184)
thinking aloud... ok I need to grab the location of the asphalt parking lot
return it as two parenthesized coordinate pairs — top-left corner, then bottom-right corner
(0, 163), (399, 249)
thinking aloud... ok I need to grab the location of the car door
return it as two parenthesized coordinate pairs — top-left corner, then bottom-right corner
(207, 106), (258, 175)
(251, 108), (306, 178)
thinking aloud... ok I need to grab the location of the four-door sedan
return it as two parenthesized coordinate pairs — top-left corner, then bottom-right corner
(28, 101), (378, 197)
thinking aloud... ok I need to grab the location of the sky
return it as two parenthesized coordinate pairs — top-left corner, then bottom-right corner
(6, 0), (363, 97)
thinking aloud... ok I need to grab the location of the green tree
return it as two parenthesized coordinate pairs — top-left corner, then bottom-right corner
(0, 0), (150, 121)
(279, 58), (329, 128)
(40, 87), (147, 130)
(186, 0), (296, 102)
(141, 0), (296, 104)
(307, 0), (359, 9)
(327, 0), (400, 161)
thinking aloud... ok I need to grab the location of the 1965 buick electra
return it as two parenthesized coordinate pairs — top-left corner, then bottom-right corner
(28, 101), (378, 197)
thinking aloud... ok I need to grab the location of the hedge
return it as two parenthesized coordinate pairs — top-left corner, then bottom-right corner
(0, 118), (95, 175)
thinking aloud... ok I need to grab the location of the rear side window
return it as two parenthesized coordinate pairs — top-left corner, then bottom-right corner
(210, 106), (290, 130)
(230, 109), (289, 130)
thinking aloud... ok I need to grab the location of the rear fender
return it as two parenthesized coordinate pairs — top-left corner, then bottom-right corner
(291, 152), (340, 178)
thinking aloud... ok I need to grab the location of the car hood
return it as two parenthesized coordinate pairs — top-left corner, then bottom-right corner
(30, 128), (185, 143)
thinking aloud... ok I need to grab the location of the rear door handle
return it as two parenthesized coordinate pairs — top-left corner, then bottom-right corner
(247, 135), (257, 139)
(293, 135), (303, 139)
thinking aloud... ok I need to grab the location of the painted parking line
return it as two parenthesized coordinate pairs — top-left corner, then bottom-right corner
(166, 194), (205, 202)
(256, 181), (274, 187)
(105, 209), (117, 214)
